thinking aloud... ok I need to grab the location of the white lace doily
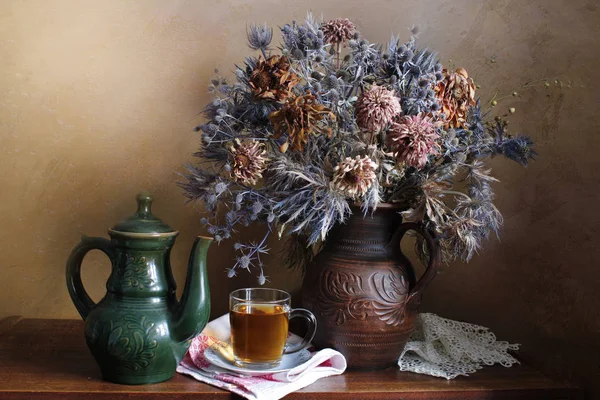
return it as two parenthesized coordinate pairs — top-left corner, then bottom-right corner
(398, 313), (520, 379)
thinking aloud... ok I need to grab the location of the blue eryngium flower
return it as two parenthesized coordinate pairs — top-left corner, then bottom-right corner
(499, 136), (537, 166)
(181, 14), (539, 274)
(246, 23), (273, 52)
(490, 120), (537, 166)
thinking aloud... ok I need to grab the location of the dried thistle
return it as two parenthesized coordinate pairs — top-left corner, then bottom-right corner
(181, 16), (538, 280)
(268, 93), (335, 152)
(321, 18), (356, 45)
(401, 177), (451, 226)
(440, 215), (484, 262)
(387, 114), (440, 169)
(355, 85), (402, 133)
(332, 155), (378, 198)
(247, 23), (273, 52)
(228, 139), (269, 185)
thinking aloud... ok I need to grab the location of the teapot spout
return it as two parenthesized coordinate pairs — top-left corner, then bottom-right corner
(170, 236), (212, 343)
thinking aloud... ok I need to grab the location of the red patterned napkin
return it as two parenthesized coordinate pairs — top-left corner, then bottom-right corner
(177, 314), (347, 400)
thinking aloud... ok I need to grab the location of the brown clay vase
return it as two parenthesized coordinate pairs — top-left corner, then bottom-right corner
(301, 204), (440, 369)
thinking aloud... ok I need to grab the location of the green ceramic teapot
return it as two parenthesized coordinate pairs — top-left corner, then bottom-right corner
(66, 192), (211, 384)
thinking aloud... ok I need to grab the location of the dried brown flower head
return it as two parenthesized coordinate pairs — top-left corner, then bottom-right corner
(228, 139), (269, 185)
(355, 85), (402, 133)
(321, 18), (357, 45)
(387, 114), (440, 169)
(332, 155), (378, 198)
(435, 67), (476, 129)
(249, 55), (300, 101)
(268, 93), (335, 152)
(401, 177), (451, 225)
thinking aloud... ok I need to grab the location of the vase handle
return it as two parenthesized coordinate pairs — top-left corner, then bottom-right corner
(387, 222), (440, 309)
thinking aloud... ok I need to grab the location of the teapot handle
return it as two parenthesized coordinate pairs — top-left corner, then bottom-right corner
(386, 222), (440, 309)
(66, 236), (116, 320)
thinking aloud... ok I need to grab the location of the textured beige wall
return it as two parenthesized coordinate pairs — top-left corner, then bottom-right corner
(1, 0), (599, 397)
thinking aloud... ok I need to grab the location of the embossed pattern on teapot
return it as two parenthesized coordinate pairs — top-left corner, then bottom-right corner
(66, 192), (212, 385)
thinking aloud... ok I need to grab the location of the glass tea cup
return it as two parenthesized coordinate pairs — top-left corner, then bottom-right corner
(229, 288), (317, 369)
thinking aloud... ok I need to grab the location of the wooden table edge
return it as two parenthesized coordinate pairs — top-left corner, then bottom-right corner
(0, 317), (584, 400)
(0, 316), (22, 336)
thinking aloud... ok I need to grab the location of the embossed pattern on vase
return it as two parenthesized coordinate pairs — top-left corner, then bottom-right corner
(302, 206), (431, 369)
(311, 268), (409, 326)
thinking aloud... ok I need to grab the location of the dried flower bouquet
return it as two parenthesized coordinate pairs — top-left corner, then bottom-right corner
(181, 15), (536, 284)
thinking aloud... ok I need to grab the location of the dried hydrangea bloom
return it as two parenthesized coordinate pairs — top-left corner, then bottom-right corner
(387, 114), (440, 169)
(228, 139), (269, 185)
(435, 67), (476, 129)
(332, 155), (378, 198)
(249, 55), (300, 101)
(321, 18), (356, 45)
(268, 93), (335, 152)
(355, 85), (402, 133)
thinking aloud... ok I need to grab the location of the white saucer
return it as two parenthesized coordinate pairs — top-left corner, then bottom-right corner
(204, 346), (312, 376)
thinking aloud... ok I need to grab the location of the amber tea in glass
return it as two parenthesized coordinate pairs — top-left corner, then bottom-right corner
(229, 288), (317, 369)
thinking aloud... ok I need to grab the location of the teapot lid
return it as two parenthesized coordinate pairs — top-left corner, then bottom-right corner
(110, 192), (176, 235)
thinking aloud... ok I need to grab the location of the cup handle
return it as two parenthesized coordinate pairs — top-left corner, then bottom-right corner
(283, 308), (317, 354)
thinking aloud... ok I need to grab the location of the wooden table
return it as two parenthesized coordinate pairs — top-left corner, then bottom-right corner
(0, 317), (580, 399)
